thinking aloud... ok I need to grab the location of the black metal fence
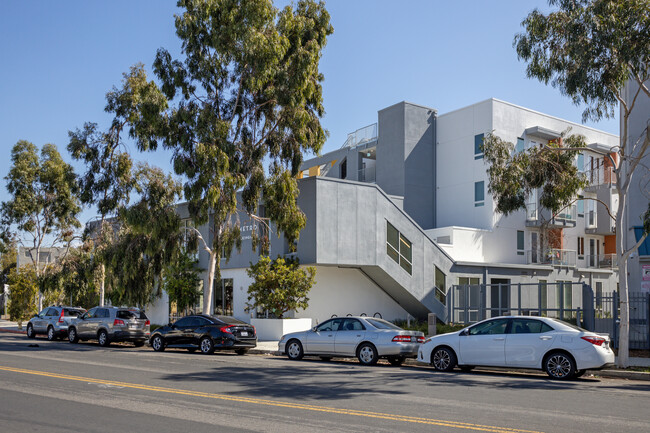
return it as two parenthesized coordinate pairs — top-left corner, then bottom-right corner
(448, 282), (650, 350)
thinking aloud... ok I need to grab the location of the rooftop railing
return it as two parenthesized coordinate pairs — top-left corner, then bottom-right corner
(342, 123), (378, 148)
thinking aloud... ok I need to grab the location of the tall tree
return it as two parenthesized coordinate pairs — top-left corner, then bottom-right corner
(103, 164), (186, 307)
(68, 83), (139, 306)
(163, 250), (203, 314)
(506, 0), (650, 366)
(1, 141), (81, 311)
(119, 0), (333, 315)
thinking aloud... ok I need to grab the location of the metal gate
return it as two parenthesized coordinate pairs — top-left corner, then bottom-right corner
(594, 292), (650, 350)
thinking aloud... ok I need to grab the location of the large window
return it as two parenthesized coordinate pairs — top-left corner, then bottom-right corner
(386, 221), (412, 274)
(474, 133), (484, 159)
(434, 266), (446, 303)
(474, 181), (485, 207)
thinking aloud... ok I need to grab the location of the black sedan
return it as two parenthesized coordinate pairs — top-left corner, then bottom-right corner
(150, 314), (257, 355)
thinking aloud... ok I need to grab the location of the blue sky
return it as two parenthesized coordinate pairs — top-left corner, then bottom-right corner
(0, 0), (619, 227)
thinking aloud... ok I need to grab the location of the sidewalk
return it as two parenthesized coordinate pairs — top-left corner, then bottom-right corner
(1, 321), (647, 380)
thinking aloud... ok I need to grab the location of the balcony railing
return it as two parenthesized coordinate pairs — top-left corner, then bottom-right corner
(342, 123), (378, 149)
(584, 166), (616, 190)
(359, 166), (376, 183)
(526, 203), (538, 221)
(555, 204), (577, 221)
(586, 253), (617, 269)
(527, 249), (577, 267)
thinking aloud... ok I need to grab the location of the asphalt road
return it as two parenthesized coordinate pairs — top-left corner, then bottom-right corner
(1, 333), (649, 433)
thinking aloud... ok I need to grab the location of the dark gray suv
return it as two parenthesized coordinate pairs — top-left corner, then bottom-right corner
(68, 306), (150, 347)
(26, 306), (87, 341)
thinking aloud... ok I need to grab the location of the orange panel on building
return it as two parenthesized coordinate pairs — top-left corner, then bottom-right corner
(548, 228), (564, 250)
(604, 235), (616, 255)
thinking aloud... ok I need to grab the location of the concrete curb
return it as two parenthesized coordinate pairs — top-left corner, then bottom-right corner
(0, 327), (26, 335)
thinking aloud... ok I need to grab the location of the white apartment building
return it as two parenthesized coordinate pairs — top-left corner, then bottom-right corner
(153, 99), (621, 326)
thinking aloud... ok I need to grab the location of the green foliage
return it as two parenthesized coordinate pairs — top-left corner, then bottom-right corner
(483, 132), (589, 217)
(1, 141), (81, 273)
(38, 243), (99, 309)
(246, 255), (315, 318)
(163, 250), (203, 312)
(104, 164), (185, 307)
(0, 236), (17, 287)
(115, 0), (332, 312)
(7, 267), (38, 326)
(514, 0), (650, 123)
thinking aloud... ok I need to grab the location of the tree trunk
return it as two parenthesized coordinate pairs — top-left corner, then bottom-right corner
(616, 180), (629, 368)
(203, 250), (217, 315)
(99, 263), (105, 307)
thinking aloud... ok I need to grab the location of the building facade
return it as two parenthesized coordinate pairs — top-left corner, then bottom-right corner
(164, 99), (621, 327)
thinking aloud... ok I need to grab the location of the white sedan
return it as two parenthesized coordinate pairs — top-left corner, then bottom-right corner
(417, 316), (615, 379)
(279, 316), (424, 366)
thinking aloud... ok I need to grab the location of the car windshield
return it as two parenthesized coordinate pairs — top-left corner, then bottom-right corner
(549, 318), (586, 332)
(366, 318), (403, 330)
(213, 315), (248, 325)
(64, 309), (85, 317)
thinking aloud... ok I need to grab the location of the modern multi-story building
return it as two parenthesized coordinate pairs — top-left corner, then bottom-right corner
(157, 99), (621, 326)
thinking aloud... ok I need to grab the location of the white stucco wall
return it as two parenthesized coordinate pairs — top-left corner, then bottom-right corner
(221, 265), (410, 326)
(145, 290), (170, 326)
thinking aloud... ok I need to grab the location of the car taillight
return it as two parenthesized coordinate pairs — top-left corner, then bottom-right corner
(145, 320), (150, 326)
(114, 319), (125, 326)
(58, 310), (65, 323)
(392, 335), (412, 342)
(416, 336), (425, 343)
(581, 336), (605, 346)
(220, 325), (234, 334)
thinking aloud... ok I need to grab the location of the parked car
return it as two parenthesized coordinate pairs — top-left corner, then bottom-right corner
(68, 306), (150, 347)
(26, 306), (87, 341)
(417, 316), (615, 379)
(278, 316), (425, 366)
(149, 314), (257, 355)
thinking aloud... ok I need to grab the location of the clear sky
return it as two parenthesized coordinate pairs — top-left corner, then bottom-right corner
(0, 0), (619, 228)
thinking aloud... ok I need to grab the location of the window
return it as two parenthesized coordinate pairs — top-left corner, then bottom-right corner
(517, 231), (524, 255)
(515, 137), (525, 153)
(434, 266), (446, 303)
(474, 133), (484, 159)
(587, 199), (596, 227)
(589, 238), (596, 267)
(577, 236), (585, 259)
(577, 153), (585, 172)
(340, 158), (347, 179)
(340, 318), (365, 331)
(316, 318), (342, 332)
(474, 181), (485, 207)
(468, 318), (508, 335)
(577, 196), (584, 217)
(386, 221), (412, 274)
(511, 319), (553, 334)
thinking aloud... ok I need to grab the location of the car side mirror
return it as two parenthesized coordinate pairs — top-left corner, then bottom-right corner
(460, 329), (469, 336)
(312, 326), (318, 332)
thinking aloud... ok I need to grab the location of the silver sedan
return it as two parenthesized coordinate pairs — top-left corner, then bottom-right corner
(278, 316), (424, 366)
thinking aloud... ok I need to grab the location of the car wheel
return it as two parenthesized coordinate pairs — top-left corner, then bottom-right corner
(133, 341), (145, 348)
(68, 327), (79, 343)
(387, 356), (406, 366)
(286, 339), (304, 360)
(459, 365), (475, 372)
(151, 335), (165, 352)
(47, 326), (56, 341)
(544, 352), (576, 380)
(574, 369), (587, 378)
(97, 330), (110, 347)
(26, 324), (35, 339)
(319, 356), (332, 361)
(357, 343), (378, 366)
(200, 336), (215, 354)
(431, 347), (457, 372)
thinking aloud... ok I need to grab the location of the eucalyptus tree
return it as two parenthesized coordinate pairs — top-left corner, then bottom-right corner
(487, 0), (650, 366)
(120, 0), (333, 314)
(68, 84), (140, 306)
(103, 164), (186, 307)
(1, 141), (81, 310)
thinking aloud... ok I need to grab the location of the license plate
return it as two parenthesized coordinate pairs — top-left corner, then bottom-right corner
(129, 324), (138, 329)
(240, 331), (248, 336)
